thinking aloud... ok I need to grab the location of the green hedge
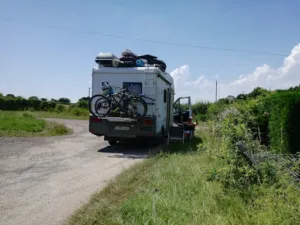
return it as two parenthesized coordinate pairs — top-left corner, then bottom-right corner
(192, 101), (211, 121)
(0, 96), (57, 111)
(268, 92), (300, 154)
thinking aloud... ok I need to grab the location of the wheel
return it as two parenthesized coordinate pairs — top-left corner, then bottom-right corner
(124, 97), (147, 119)
(89, 94), (107, 116)
(108, 140), (117, 146)
(94, 97), (111, 117)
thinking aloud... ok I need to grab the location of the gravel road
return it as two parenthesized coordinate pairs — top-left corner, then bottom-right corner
(0, 118), (148, 225)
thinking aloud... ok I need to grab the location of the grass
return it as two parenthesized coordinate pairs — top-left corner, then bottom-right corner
(0, 108), (89, 120)
(66, 134), (234, 225)
(32, 109), (89, 120)
(0, 111), (73, 137)
(66, 125), (300, 225)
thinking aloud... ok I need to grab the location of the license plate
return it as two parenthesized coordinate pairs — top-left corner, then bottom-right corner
(115, 126), (130, 131)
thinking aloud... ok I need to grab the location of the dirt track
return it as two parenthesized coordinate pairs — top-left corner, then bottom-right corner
(0, 119), (148, 225)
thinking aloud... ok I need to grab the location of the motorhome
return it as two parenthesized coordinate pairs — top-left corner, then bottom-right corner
(89, 65), (192, 145)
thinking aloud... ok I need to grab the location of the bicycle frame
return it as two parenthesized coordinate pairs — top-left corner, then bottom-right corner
(105, 90), (130, 113)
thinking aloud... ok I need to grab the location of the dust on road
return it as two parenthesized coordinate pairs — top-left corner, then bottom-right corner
(0, 118), (148, 225)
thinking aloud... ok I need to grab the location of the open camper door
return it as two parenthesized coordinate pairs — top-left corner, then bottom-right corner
(173, 96), (192, 124)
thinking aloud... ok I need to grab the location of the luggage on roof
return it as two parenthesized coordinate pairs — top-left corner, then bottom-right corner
(95, 52), (118, 67)
(121, 49), (138, 59)
(95, 49), (167, 72)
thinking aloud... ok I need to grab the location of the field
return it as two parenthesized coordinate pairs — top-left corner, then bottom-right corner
(0, 111), (73, 137)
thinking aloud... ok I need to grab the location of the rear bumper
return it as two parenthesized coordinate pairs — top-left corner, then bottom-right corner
(89, 115), (157, 139)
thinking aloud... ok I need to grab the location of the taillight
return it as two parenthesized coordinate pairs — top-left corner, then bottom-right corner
(144, 119), (152, 125)
(91, 117), (101, 122)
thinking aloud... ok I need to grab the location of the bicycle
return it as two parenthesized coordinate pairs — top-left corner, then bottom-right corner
(89, 84), (149, 119)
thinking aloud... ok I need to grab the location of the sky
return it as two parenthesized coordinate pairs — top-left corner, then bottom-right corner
(1, 0), (300, 103)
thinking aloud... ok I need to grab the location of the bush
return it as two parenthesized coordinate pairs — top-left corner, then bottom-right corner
(58, 97), (71, 105)
(207, 101), (228, 120)
(192, 101), (211, 121)
(268, 92), (300, 154)
(49, 123), (71, 136)
(55, 104), (66, 113)
(71, 107), (89, 117)
(76, 99), (89, 108)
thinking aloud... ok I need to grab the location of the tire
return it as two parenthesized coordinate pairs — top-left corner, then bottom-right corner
(94, 97), (111, 117)
(124, 97), (147, 119)
(88, 94), (108, 117)
(108, 140), (117, 146)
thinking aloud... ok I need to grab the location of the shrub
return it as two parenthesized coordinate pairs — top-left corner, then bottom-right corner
(268, 92), (300, 154)
(207, 101), (228, 120)
(71, 107), (89, 117)
(76, 99), (89, 108)
(55, 104), (66, 113)
(49, 123), (71, 135)
(192, 101), (211, 121)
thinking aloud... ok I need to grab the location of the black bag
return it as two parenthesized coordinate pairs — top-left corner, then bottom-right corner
(138, 54), (158, 60)
(139, 54), (166, 72)
(121, 49), (138, 59)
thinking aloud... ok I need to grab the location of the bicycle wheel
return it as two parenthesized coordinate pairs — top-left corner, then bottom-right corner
(95, 97), (110, 117)
(89, 94), (108, 116)
(124, 97), (147, 119)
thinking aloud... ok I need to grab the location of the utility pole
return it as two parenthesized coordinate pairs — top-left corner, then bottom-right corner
(215, 80), (218, 102)
(88, 87), (91, 97)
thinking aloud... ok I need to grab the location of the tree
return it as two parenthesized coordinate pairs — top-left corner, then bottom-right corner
(247, 87), (270, 99)
(226, 95), (236, 103)
(78, 96), (90, 101)
(6, 94), (15, 98)
(76, 99), (88, 108)
(76, 96), (90, 108)
(28, 96), (39, 101)
(28, 96), (41, 110)
(217, 98), (230, 104)
(41, 98), (48, 102)
(58, 98), (71, 105)
(237, 94), (247, 100)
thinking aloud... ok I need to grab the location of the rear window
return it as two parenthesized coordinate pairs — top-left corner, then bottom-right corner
(123, 82), (142, 95)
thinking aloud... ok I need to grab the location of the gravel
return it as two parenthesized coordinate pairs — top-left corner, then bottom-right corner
(0, 118), (147, 225)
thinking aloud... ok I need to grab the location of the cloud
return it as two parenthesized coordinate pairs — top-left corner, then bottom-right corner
(170, 43), (300, 103)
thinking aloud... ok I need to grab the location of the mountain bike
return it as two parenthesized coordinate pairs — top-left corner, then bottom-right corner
(89, 84), (148, 119)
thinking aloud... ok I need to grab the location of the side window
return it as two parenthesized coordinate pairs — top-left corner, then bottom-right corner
(163, 90), (167, 103)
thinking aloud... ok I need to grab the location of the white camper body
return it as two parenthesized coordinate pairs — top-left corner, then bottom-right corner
(91, 66), (175, 135)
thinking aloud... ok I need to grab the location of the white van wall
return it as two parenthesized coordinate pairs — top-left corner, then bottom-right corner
(92, 67), (173, 135)
(92, 71), (156, 117)
(156, 77), (171, 134)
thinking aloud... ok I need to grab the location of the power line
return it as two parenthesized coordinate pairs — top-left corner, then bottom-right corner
(0, 17), (288, 57)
